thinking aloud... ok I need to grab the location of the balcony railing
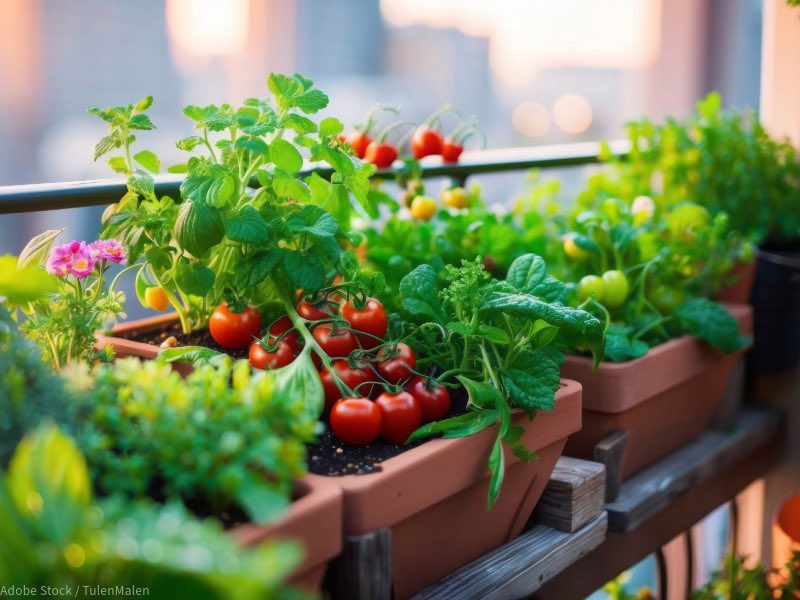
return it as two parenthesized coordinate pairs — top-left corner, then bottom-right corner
(0, 140), (631, 215)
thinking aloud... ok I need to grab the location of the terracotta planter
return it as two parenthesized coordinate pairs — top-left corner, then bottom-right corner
(561, 304), (752, 481)
(232, 475), (343, 589)
(310, 380), (582, 599)
(772, 492), (800, 587)
(715, 259), (757, 304)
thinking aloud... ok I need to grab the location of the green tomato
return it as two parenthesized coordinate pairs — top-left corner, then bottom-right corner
(601, 270), (629, 308)
(648, 284), (685, 314)
(666, 203), (710, 241)
(563, 234), (589, 260)
(577, 275), (605, 303)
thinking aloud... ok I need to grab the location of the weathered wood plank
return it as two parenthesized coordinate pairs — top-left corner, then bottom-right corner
(411, 512), (608, 600)
(606, 408), (781, 533)
(331, 528), (392, 600)
(532, 456), (606, 532)
(594, 429), (629, 502)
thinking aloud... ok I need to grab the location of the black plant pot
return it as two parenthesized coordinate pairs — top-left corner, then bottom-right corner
(750, 245), (800, 372)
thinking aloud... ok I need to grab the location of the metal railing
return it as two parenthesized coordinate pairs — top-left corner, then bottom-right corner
(0, 140), (631, 215)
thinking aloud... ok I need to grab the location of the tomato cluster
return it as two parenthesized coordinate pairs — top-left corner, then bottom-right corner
(215, 294), (452, 447)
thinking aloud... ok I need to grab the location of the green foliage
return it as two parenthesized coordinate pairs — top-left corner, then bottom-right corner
(91, 73), (375, 334)
(0, 424), (310, 600)
(692, 550), (800, 599)
(399, 254), (604, 507)
(68, 357), (319, 524)
(0, 307), (75, 468)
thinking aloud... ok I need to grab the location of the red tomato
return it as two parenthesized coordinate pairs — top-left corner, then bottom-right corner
(267, 315), (298, 348)
(209, 303), (262, 350)
(249, 339), (293, 370)
(312, 323), (358, 359)
(441, 139), (464, 163)
(364, 142), (398, 169)
(347, 131), (372, 159)
(407, 376), (452, 422)
(411, 126), (444, 159)
(330, 398), (382, 446)
(375, 390), (422, 444)
(320, 360), (375, 412)
(297, 299), (334, 321)
(341, 297), (388, 349)
(377, 342), (417, 384)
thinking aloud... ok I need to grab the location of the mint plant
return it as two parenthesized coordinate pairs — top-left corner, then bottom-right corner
(397, 254), (604, 506)
(91, 73), (377, 335)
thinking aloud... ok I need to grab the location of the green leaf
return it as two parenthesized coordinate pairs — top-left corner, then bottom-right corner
(234, 137), (269, 157)
(295, 89), (329, 114)
(174, 201), (225, 257)
(281, 114), (317, 134)
(506, 254), (546, 294)
(129, 113), (156, 130)
(273, 173), (311, 202)
(267, 73), (303, 105)
(108, 156), (129, 174)
(399, 264), (447, 325)
(144, 247), (171, 271)
(530, 319), (560, 346)
(235, 476), (290, 524)
(406, 409), (498, 444)
(284, 250), (325, 292)
(319, 117), (344, 138)
(674, 298), (748, 353)
(501, 346), (563, 411)
(0, 256), (58, 303)
(7, 424), (90, 545)
(504, 425), (537, 461)
(225, 206), (271, 245)
(487, 436), (505, 509)
(269, 139), (304, 173)
(157, 346), (229, 367)
(167, 163), (188, 174)
(174, 261), (215, 296)
(128, 171), (155, 196)
(458, 376), (505, 411)
(268, 349), (324, 419)
(478, 324), (511, 345)
(93, 133), (121, 161)
(17, 229), (63, 268)
(207, 173), (237, 208)
(133, 95), (153, 113)
(531, 276), (567, 304)
(133, 149), (160, 173)
(603, 325), (649, 362)
(235, 248), (283, 289)
(176, 135), (205, 152)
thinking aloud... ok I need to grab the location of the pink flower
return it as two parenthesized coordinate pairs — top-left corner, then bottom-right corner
(89, 239), (126, 264)
(46, 241), (96, 278)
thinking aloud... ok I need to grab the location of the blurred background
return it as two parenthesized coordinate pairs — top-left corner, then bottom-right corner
(0, 0), (762, 254)
(0, 1), (766, 595)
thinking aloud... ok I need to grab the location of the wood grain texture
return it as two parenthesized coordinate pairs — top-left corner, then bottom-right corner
(594, 429), (629, 502)
(411, 512), (608, 600)
(533, 456), (606, 532)
(332, 529), (392, 600)
(606, 408), (781, 533)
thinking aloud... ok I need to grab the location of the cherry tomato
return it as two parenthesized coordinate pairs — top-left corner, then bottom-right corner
(346, 131), (372, 159)
(312, 323), (358, 359)
(297, 299), (334, 321)
(144, 287), (169, 312)
(375, 390), (422, 444)
(209, 303), (262, 350)
(441, 139), (464, 163)
(249, 339), (293, 370)
(377, 343), (416, 384)
(576, 275), (605, 303)
(320, 360), (375, 411)
(411, 126), (444, 159)
(563, 234), (589, 260)
(341, 297), (388, 349)
(364, 142), (398, 169)
(601, 270), (629, 309)
(667, 203), (710, 241)
(410, 196), (437, 221)
(407, 376), (451, 422)
(268, 315), (298, 347)
(441, 187), (468, 209)
(330, 398), (382, 446)
(648, 285), (685, 315)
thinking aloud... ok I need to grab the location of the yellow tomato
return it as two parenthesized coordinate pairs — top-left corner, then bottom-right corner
(441, 187), (469, 209)
(144, 287), (169, 312)
(563, 234), (589, 260)
(410, 196), (437, 221)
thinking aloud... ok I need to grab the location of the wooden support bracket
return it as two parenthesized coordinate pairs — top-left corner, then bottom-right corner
(532, 456), (606, 533)
(594, 429), (629, 502)
(330, 528), (393, 600)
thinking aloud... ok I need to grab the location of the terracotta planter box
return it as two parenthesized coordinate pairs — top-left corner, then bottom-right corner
(233, 475), (343, 589)
(95, 314), (193, 374)
(310, 380), (582, 599)
(561, 304), (753, 481)
(715, 260), (757, 304)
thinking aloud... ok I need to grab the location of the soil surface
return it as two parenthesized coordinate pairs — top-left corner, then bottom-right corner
(120, 323), (469, 477)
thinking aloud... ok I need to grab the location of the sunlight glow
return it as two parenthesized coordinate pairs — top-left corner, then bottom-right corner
(167, 0), (250, 57)
(553, 94), (593, 134)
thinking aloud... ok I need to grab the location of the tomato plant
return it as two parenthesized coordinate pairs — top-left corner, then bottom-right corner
(375, 390), (422, 444)
(330, 398), (382, 446)
(312, 323), (358, 359)
(411, 125), (443, 159)
(267, 315), (299, 347)
(576, 275), (605, 303)
(297, 299), (333, 321)
(319, 360), (375, 411)
(601, 270), (629, 308)
(441, 139), (463, 163)
(410, 196), (437, 221)
(341, 297), (388, 349)
(441, 187), (468, 209)
(249, 338), (294, 370)
(209, 302), (261, 350)
(377, 342), (417, 384)
(144, 286), (169, 312)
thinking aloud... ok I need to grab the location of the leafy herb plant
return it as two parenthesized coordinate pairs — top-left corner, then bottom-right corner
(396, 254), (604, 506)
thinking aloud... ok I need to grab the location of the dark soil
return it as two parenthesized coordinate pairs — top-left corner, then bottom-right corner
(118, 320), (250, 359)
